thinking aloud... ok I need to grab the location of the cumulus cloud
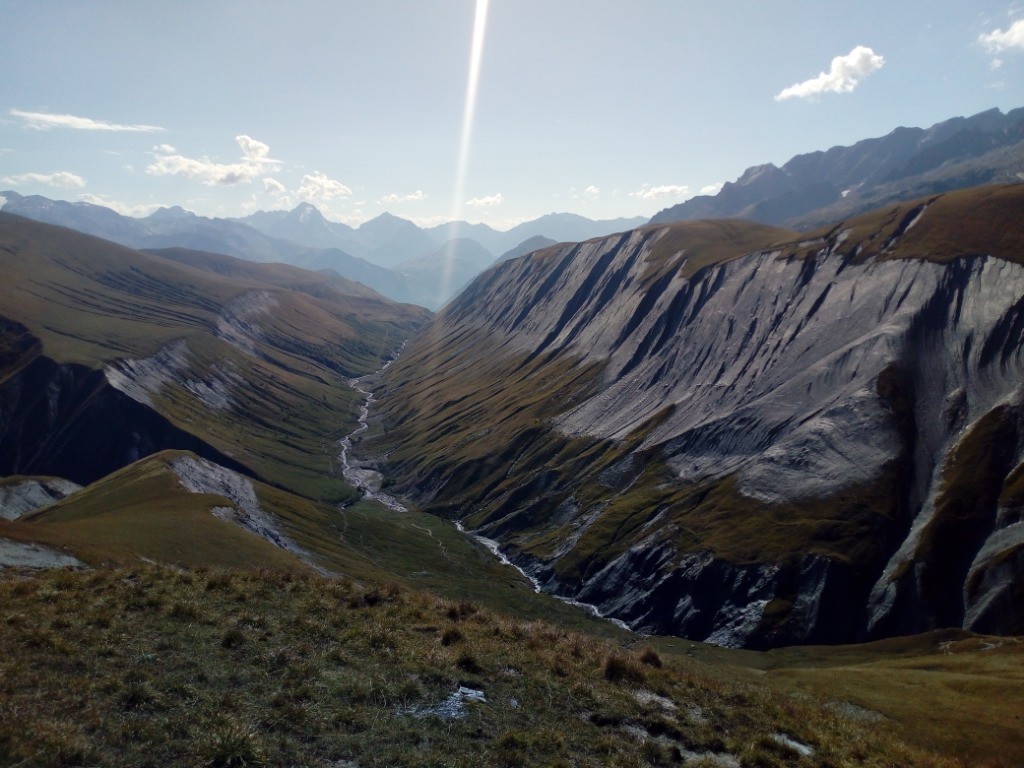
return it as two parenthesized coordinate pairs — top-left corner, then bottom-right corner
(11, 109), (164, 132)
(295, 171), (352, 203)
(700, 182), (725, 196)
(585, 185), (600, 197)
(980, 19), (1024, 53)
(263, 177), (287, 195)
(466, 193), (503, 207)
(630, 184), (690, 201)
(775, 46), (885, 101)
(0, 171), (86, 188)
(379, 190), (426, 204)
(146, 135), (280, 185)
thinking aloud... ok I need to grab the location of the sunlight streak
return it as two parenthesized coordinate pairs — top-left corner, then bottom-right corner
(438, 0), (490, 306)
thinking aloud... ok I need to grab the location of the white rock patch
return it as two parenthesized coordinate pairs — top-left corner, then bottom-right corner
(169, 455), (326, 573)
(216, 290), (277, 355)
(105, 339), (241, 412)
(0, 538), (83, 569)
(0, 478), (82, 520)
(105, 339), (190, 407)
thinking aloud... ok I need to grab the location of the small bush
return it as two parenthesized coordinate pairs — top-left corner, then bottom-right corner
(603, 653), (645, 684)
(445, 599), (478, 622)
(201, 722), (266, 768)
(639, 646), (663, 668)
(221, 627), (246, 649)
(456, 652), (483, 674)
(440, 626), (464, 646)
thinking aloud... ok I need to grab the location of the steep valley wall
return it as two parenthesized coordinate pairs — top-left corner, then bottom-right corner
(369, 189), (1024, 647)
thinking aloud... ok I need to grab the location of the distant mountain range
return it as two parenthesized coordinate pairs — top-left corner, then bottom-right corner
(0, 190), (644, 309)
(651, 106), (1024, 229)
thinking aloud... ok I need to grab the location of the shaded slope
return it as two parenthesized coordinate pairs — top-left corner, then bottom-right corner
(367, 185), (1024, 648)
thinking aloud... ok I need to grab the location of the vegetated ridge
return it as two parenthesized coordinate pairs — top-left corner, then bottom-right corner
(365, 183), (1024, 650)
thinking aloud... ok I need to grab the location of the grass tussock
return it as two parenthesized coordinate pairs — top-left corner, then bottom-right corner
(0, 565), (966, 768)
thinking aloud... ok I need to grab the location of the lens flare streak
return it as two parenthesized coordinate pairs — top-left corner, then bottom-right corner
(439, 0), (490, 305)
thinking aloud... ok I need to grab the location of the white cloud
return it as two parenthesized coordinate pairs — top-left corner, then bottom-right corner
(77, 193), (163, 217)
(379, 190), (426, 204)
(630, 184), (689, 201)
(775, 46), (885, 101)
(980, 19), (1024, 54)
(146, 135), (280, 185)
(153, 143), (176, 154)
(700, 182), (724, 196)
(295, 171), (352, 203)
(1, 171), (86, 189)
(11, 109), (164, 132)
(263, 177), (287, 195)
(466, 192), (503, 207)
(585, 185), (600, 197)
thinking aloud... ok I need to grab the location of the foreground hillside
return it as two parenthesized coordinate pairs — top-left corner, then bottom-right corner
(0, 564), (990, 768)
(365, 184), (1024, 649)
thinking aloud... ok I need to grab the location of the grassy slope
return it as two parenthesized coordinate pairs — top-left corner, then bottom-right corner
(0, 212), (429, 504)
(0, 565), (965, 768)
(748, 632), (1024, 765)
(777, 183), (1024, 266)
(0, 450), (633, 637)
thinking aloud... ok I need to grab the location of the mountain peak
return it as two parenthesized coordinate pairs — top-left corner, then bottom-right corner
(290, 202), (325, 223)
(147, 205), (195, 220)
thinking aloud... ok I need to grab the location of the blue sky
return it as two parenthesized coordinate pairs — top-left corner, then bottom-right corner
(2, 1), (1022, 229)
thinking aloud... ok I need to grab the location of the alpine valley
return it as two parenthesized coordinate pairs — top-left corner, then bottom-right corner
(2, 108), (1024, 767)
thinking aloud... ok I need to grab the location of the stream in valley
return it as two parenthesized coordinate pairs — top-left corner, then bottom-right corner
(337, 360), (407, 513)
(339, 355), (633, 633)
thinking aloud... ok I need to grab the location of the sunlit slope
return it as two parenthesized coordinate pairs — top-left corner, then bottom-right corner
(0, 212), (429, 502)
(367, 184), (1024, 648)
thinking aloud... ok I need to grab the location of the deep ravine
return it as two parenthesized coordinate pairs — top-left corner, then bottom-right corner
(337, 358), (407, 513)
(339, 357), (634, 633)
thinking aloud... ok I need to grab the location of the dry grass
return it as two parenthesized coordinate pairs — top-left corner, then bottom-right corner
(0, 565), (961, 767)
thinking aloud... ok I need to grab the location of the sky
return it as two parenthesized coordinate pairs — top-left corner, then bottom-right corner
(2, 1), (1023, 230)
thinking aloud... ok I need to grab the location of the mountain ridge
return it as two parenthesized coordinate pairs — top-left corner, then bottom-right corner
(0, 191), (646, 309)
(651, 106), (1024, 230)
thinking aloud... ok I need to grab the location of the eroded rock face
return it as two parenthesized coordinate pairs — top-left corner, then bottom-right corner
(375, 190), (1024, 646)
(0, 354), (248, 486)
